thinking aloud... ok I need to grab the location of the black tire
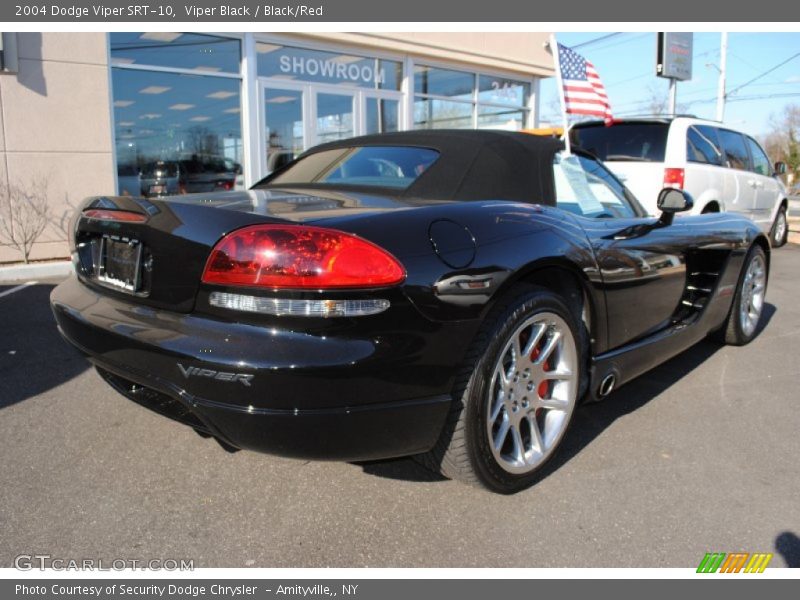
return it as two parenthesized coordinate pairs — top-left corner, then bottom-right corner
(416, 286), (582, 494)
(720, 245), (768, 346)
(771, 205), (788, 248)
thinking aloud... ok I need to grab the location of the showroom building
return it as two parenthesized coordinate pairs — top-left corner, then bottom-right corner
(0, 32), (553, 262)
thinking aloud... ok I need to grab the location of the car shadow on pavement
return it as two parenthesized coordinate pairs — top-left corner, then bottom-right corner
(357, 303), (777, 486)
(0, 283), (90, 410)
(775, 531), (800, 567)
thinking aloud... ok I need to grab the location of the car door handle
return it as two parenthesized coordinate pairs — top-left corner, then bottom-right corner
(747, 179), (764, 188)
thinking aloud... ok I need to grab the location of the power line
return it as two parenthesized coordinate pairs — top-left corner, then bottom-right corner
(727, 52), (800, 97)
(573, 33), (623, 49)
(588, 33), (650, 53)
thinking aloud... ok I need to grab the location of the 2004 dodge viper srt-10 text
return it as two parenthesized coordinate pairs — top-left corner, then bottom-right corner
(51, 130), (770, 493)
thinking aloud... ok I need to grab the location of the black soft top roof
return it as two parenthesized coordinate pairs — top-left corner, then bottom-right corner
(273, 129), (563, 205)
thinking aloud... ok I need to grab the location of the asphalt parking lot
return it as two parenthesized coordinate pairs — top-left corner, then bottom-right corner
(1, 248), (799, 569)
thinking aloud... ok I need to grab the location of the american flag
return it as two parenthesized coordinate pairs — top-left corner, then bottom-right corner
(556, 43), (613, 126)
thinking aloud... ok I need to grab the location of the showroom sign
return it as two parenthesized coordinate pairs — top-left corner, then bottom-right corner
(278, 55), (386, 86)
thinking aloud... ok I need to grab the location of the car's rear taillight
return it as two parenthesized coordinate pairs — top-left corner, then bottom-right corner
(663, 168), (685, 190)
(82, 209), (148, 223)
(201, 224), (406, 289)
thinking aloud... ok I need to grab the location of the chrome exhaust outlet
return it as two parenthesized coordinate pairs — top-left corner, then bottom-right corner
(598, 373), (617, 398)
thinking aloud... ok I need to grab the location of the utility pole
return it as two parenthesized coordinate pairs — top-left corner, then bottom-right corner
(716, 32), (728, 121)
(668, 79), (677, 115)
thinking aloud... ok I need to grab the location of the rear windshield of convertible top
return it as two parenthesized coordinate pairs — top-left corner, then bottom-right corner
(267, 146), (440, 190)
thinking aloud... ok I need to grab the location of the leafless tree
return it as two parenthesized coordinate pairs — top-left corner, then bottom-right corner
(0, 178), (50, 264)
(43, 192), (79, 242)
(186, 125), (220, 157)
(760, 104), (800, 185)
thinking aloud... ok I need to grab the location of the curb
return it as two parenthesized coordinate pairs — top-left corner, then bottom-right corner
(0, 261), (72, 284)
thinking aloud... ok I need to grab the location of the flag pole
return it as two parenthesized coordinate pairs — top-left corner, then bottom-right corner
(550, 34), (572, 155)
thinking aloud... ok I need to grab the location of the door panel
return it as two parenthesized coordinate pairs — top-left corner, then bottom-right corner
(746, 136), (782, 229)
(717, 129), (756, 218)
(553, 152), (688, 352)
(316, 92), (355, 144)
(365, 97), (400, 134)
(264, 86), (305, 174)
(583, 218), (689, 350)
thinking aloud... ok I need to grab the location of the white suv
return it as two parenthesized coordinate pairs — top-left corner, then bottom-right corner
(570, 116), (789, 247)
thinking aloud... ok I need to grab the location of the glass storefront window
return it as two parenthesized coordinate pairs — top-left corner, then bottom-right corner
(112, 69), (243, 197)
(414, 65), (474, 100)
(257, 43), (402, 91)
(477, 105), (526, 130)
(366, 98), (399, 135)
(477, 75), (529, 107)
(413, 98), (472, 129)
(414, 66), (530, 131)
(110, 33), (241, 74)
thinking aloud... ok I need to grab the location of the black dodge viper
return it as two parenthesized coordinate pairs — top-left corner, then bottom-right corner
(51, 130), (770, 493)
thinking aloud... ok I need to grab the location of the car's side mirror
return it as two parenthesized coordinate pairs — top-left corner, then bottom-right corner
(657, 188), (693, 226)
(774, 161), (786, 175)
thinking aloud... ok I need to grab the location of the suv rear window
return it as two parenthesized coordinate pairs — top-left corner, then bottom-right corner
(570, 122), (669, 162)
(267, 146), (440, 190)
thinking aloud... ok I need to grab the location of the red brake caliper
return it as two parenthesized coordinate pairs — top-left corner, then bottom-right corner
(530, 344), (551, 417)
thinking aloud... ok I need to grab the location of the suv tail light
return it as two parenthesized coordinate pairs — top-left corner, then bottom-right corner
(202, 224), (406, 289)
(663, 168), (685, 190)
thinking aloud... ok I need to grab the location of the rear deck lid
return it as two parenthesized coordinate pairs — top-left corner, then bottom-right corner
(72, 189), (429, 311)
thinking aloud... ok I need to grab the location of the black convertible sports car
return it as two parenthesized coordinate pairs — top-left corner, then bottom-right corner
(51, 130), (770, 493)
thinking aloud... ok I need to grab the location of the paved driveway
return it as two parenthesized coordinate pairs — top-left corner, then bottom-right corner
(1, 248), (799, 568)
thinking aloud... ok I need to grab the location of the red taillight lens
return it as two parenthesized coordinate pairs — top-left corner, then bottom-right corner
(663, 168), (685, 190)
(83, 209), (147, 223)
(202, 225), (406, 289)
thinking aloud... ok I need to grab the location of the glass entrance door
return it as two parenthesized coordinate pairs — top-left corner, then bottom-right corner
(259, 81), (403, 179)
(365, 96), (400, 135)
(263, 84), (305, 174)
(316, 92), (356, 144)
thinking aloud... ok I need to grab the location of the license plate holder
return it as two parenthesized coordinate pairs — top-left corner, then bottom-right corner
(96, 236), (143, 293)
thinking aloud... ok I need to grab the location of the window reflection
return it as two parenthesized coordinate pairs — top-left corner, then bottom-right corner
(112, 69), (243, 197)
(477, 75), (529, 107)
(413, 98), (472, 129)
(110, 33), (241, 74)
(477, 105), (526, 130)
(413, 65), (530, 131)
(265, 88), (304, 173)
(366, 98), (399, 134)
(414, 66), (474, 99)
(316, 93), (354, 144)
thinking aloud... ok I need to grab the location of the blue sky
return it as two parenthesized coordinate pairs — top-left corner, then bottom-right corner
(541, 32), (800, 137)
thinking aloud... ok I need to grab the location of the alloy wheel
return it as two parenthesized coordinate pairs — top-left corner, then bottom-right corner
(739, 253), (767, 337)
(486, 312), (578, 475)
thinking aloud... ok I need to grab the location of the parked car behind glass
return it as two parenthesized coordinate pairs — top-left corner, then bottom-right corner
(139, 160), (181, 198)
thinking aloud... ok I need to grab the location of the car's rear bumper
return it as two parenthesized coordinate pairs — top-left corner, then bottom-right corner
(50, 275), (456, 461)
